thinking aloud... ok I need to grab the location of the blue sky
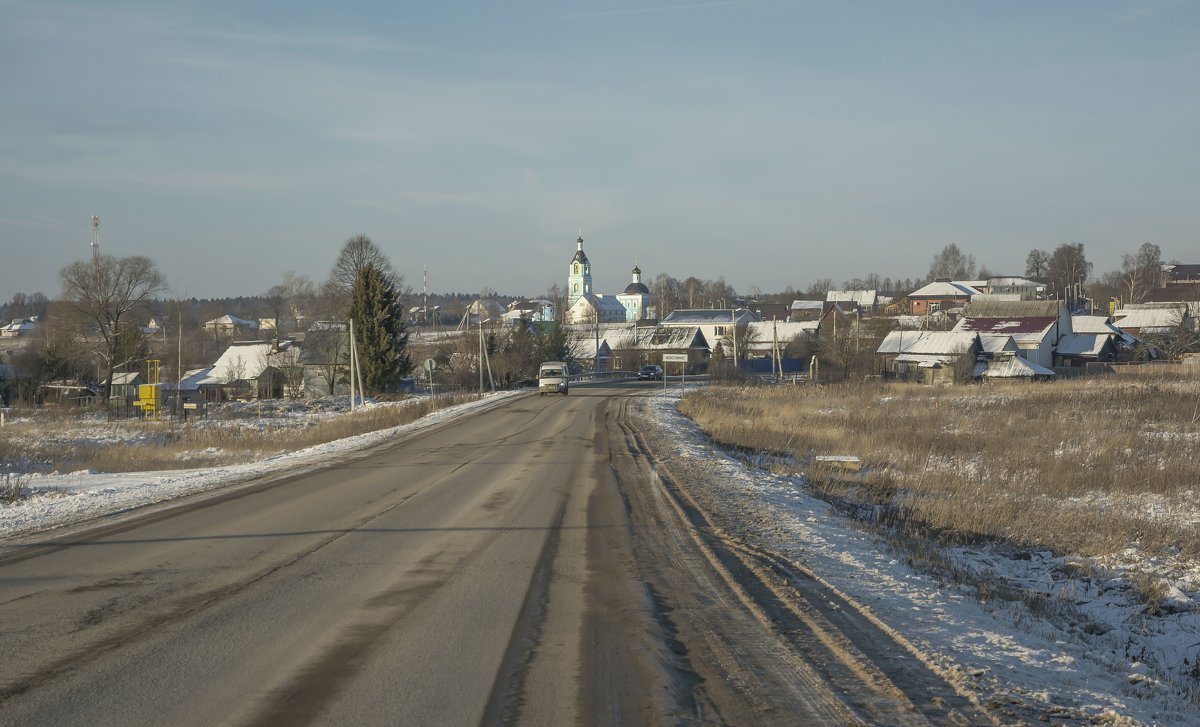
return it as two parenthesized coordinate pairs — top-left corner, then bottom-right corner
(2, 0), (1197, 300)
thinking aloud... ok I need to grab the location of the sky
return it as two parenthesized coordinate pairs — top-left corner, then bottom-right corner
(2, 0), (1198, 301)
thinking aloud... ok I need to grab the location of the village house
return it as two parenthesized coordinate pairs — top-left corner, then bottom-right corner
(106, 371), (146, 407)
(747, 302), (791, 321)
(1161, 263), (1200, 287)
(789, 299), (824, 321)
(953, 300), (1068, 370)
(203, 315), (258, 338)
(192, 340), (296, 401)
(601, 323), (709, 372)
(1113, 303), (1192, 336)
(906, 279), (979, 315)
(0, 317), (38, 338)
(826, 290), (878, 315)
(973, 351), (1056, 381)
(875, 330), (983, 384)
(501, 299), (555, 325)
(659, 308), (757, 358)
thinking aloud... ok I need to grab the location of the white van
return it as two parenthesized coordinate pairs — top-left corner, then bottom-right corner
(537, 361), (570, 396)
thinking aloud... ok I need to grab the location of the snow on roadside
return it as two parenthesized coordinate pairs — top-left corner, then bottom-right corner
(0, 392), (524, 539)
(645, 389), (1196, 726)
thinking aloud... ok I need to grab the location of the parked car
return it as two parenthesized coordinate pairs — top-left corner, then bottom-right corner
(638, 364), (664, 381)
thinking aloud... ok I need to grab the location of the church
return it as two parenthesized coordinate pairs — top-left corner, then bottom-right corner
(564, 233), (654, 325)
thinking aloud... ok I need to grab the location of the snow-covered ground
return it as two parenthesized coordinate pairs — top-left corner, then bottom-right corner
(2, 388), (1196, 723)
(0, 392), (523, 538)
(645, 389), (1198, 726)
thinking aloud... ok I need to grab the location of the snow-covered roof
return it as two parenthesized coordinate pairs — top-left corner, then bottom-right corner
(977, 334), (1019, 353)
(661, 308), (756, 326)
(987, 277), (1044, 290)
(825, 290), (877, 307)
(1113, 307), (1184, 331)
(1071, 315), (1137, 346)
(894, 353), (956, 367)
(1055, 333), (1112, 357)
(908, 281), (979, 299)
(877, 330), (979, 356)
(1, 318), (37, 334)
(964, 300), (1062, 319)
(567, 294), (626, 322)
(973, 354), (1056, 379)
(602, 325), (707, 351)
(790, 300), (824, 312)
(204, 314), (257, 329)
(747, 320), (817, 338)
(572, 337), (612, 360)
(107, 372), (143, 386)
(210, 341), (278, 382)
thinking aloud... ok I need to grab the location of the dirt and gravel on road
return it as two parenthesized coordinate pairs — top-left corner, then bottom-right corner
(584, 394), (995, 726)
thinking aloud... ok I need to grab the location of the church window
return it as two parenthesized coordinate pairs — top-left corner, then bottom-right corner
(574, 264), (579, 274)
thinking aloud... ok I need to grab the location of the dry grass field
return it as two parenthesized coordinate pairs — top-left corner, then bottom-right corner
(0, 394), (480, 475)
(679, 377), (1200, 561)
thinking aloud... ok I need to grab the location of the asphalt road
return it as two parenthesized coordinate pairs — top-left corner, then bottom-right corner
(0, 382), (991, 726)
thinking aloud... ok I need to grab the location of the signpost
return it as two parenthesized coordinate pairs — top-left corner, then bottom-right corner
(662, 353), (688, 388)
(424, 358), (437, 398)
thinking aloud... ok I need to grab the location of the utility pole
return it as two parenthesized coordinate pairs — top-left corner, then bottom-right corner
(91, 215), (100, 261)
(731, 307), (738, 371)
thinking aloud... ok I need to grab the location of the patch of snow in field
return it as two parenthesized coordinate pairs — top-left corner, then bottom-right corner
(0, 392), (524, 539)
(646, 390), (1197, 725)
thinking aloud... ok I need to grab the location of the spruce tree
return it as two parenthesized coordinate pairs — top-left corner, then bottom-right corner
(350, 263), (412, 393)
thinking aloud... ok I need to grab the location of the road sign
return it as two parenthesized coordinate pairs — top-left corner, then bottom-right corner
(662, 353), (688, 363)
(424, 358), (437, 374)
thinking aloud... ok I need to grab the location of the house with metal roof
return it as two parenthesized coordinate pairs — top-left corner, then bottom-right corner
(201, 340), (295, 400)
(600, 324), (709, 370)
(660, 308), (756, 359)
(953, 300), (1067, 369)
(973, 352), (1056, 381)
(980, 277), (1046, 299)
(789, 299), (825, 321)
(744, 321), (818, 360)
(1162, 264), (1200, 286)
(566, 293), (627, 325)
(0, 318), (38, 338)
(1112, 305), (1189, 336)
(826, 290), (878, 312)
(202, 315), (258, 338)
(906, 280), (980, 315)
(876, 330), (983, 383)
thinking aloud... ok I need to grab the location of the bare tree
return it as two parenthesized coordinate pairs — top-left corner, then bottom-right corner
(1138, 310), (1199, 362)
(326, 235), (399, 313)
(807, 278), (833, 296)
(1118, 242), (1163, 304)
(304, 323), (349, 396)
(59, 254), (166, 405)
(1025, 249), (1050, 280)
(928, 243), (976, 281)
(1045, 243), (1091, 303)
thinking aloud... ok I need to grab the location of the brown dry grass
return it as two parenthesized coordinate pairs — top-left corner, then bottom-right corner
(679, 376), (1200, 558)
(0, 393), (480, 475)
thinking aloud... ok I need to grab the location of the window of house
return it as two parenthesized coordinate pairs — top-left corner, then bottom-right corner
(715, 326), (726, 336)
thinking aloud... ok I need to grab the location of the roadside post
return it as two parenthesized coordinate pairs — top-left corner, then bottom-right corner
(663, 353), (688, 389)
(424, 358), (437, 400)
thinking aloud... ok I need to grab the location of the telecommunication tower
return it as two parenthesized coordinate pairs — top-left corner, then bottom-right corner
(91, 215), (100, 260)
